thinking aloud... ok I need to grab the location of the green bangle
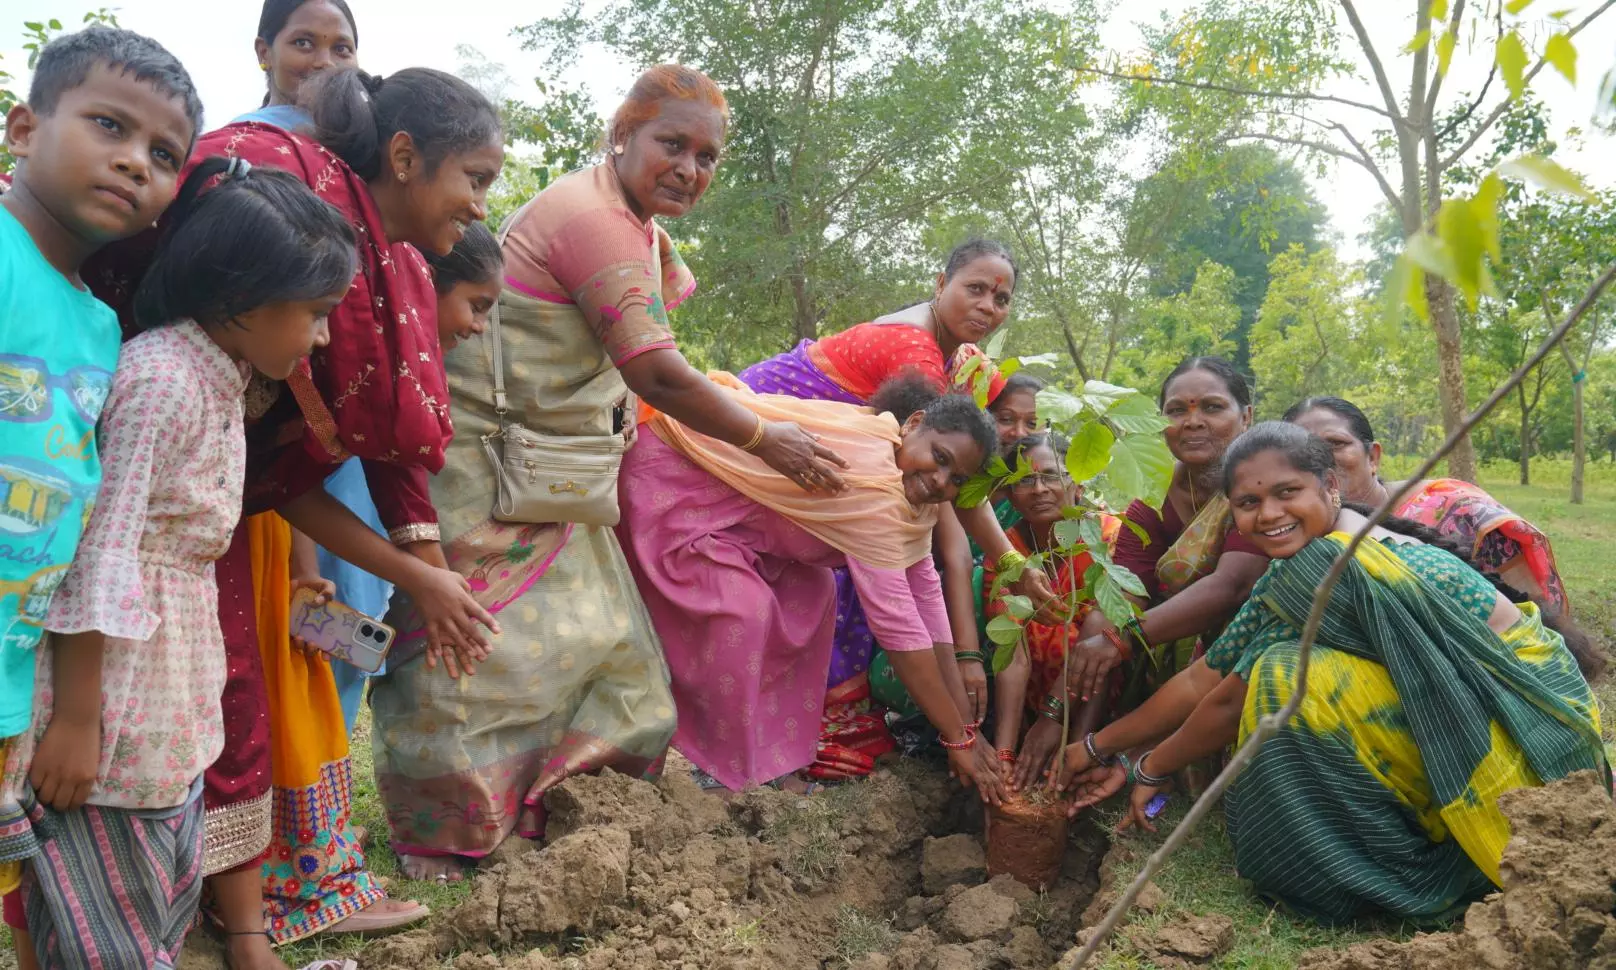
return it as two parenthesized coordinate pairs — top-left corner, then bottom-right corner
(954, 650), (986, 664)
(1124, 614), (1148, 647)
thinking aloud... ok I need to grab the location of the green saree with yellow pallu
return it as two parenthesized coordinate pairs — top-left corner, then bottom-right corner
(1205, 534), (1606, 923)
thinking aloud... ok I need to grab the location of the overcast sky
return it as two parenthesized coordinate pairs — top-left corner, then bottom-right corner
(6, 0), (1612, 259)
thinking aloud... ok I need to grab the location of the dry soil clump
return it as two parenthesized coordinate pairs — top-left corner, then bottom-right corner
(1296, 769), (1616, 970)
(359, 761), (1105, 969)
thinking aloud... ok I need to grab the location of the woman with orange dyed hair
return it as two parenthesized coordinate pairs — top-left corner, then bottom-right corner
(369, 65), (849, 881)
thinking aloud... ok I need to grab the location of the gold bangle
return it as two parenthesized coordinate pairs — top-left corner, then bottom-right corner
(740, 416), (767, 452)
(996, 550), (1028, 573)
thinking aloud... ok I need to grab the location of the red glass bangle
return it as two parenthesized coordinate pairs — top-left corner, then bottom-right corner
(1102, 625), (1131, 662)
(996, 748), (1017, 762)
(939, 724), (977, 750)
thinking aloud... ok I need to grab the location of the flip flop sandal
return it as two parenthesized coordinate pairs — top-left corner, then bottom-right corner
(323, 900), (430, 936)
(690, 767), (729, 791)
(763, 774), (827, 796)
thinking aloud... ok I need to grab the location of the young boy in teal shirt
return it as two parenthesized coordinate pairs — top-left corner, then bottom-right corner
(0, 25), (201, 903)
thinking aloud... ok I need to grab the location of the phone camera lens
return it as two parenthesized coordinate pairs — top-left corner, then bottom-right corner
(372, 629), (387, 643)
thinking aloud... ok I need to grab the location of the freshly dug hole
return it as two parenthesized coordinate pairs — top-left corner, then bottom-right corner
(358, 758), (1105, 969)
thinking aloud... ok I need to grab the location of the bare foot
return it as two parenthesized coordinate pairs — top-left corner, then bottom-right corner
(398, 853), (466, 883)
(223, 932), (291, 970)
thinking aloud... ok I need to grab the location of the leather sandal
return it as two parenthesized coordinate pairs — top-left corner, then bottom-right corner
(323, 899), (430, 936)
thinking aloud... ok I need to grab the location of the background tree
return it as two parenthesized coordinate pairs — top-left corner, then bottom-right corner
(455, 45), (602, 227)
(1, 8), (119, 174)
(1247, 245), (1364, 413)
(1141, 145), (1328, 367)
(1078, 0), (1615, 482)
(518, 0), (1104, 367)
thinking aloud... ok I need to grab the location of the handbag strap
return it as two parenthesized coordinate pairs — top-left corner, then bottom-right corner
(487, 199), (538, 421)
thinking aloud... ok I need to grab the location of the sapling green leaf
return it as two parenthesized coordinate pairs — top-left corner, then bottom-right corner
(986, 614), (1024, 646)
(1093, 571), (1135, 627)
(1106, 562), (1149, 598)
(1053, 518), (1087, 549)
(991, 640), (1019, 675)
(1066, 421), (1114, 481)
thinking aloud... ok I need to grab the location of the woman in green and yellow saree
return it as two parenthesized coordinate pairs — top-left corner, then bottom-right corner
(1061, 422), (1607, 923)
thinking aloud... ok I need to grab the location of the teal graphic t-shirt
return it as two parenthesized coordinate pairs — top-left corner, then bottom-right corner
(0, 204), (120, 737)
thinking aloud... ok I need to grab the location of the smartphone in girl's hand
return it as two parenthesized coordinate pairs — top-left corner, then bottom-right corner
(1145, 793), (1170, 820)
(289, 587), (395, 672)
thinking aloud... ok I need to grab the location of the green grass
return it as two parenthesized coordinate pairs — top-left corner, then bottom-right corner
(1088, 804), (1417, 970)
(759, 776), (874, 887)
(831, 905), (900, 967)
(1377, 458), (1616, 639)
(277, 714), (475, 968)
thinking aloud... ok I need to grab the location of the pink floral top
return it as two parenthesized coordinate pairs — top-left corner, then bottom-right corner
(2, 322), (247, 809)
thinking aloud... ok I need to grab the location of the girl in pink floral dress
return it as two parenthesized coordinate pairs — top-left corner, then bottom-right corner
(0, 157), (357, 970)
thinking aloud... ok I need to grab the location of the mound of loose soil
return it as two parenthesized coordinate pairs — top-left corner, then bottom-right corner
(1296, 769), (1616, 970)
(359, 760), (1106, 970)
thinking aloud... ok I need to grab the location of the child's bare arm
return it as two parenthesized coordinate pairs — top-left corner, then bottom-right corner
(31, 631), (105, 811)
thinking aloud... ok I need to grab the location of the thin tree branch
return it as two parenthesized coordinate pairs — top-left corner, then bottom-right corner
(1340, 0), (1409, 124)
(1331, 122), (1404, 210)
(1409, 0), (1435, 131)
(1066, 257), (1616, 968)
(1071, 64), (1400, 121)
(1442, 0), (1616, 171)
(1435, 6), (1502, 144)
(1221, 132), (1371, 169)
(1424, 0), (1469, 116)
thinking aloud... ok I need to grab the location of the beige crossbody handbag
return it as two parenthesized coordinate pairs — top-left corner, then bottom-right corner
(479, 206), (626, 527)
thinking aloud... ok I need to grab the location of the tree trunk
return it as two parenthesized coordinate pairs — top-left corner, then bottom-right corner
(1570, 375), (1585, 505)
(1426, 275), (1479, 483)
(789, 258), (816, 345)
(1517, 383), (1530, 486)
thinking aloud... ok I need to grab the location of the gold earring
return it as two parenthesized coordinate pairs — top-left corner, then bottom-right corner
(614, 144), (625, 155)
(397, 172), (407, 183)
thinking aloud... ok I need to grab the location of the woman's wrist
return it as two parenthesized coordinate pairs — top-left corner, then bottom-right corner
(739, 415), (767, 452)
(391, 550), (435, 592)
(1123, 614), (1148, 649)
(1100, 626), (1131, 662)
(1134, 748), (1171, 787)
(995, 549), (1027, 573)
(1037, 693), (1065, 723)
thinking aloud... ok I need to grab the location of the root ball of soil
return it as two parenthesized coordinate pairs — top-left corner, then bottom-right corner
(985, 791), (1069, 891)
